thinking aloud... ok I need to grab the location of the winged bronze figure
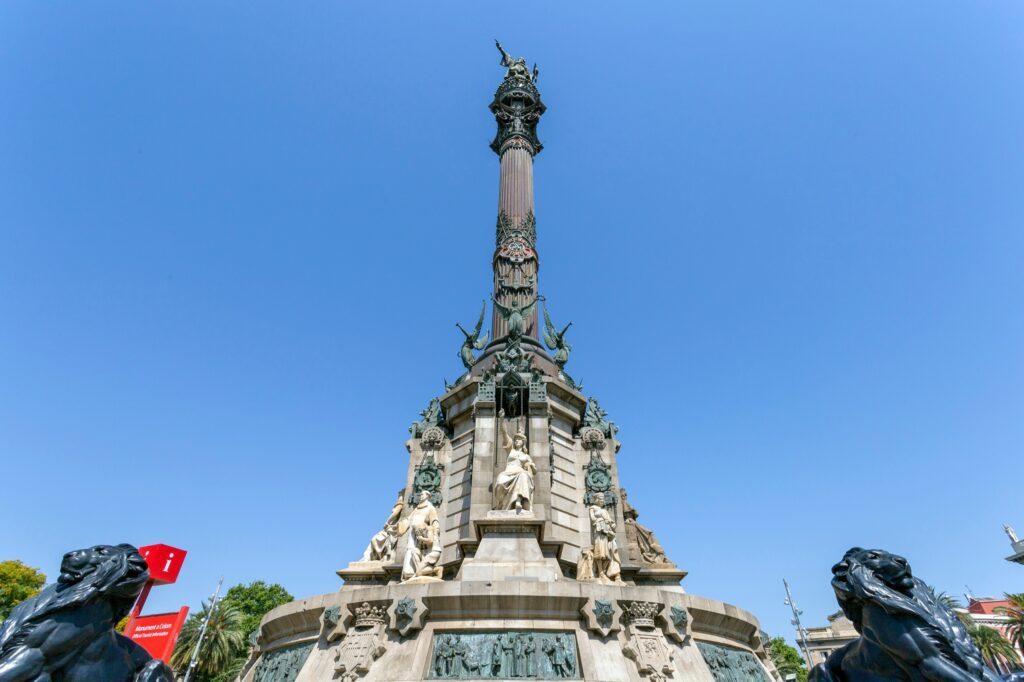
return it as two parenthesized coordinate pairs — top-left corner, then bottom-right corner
(491, 294), (537, 340)
(542, 303), (572, 369)
(456, 301), (489, 370)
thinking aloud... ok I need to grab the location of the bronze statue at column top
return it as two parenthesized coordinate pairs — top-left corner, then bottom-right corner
(491, 40), (546, 155)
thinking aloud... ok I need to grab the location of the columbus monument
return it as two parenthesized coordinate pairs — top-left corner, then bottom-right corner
(241, 43), (777, 682)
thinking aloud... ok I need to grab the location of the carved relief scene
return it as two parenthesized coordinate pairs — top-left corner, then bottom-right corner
(428, 632), (579, 680)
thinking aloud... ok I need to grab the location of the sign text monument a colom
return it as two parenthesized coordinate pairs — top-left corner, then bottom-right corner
(240, 44), (777, 682)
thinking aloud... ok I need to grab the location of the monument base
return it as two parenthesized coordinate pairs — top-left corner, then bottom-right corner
(457, 515), (562, 582)
(243, 582), (774, 682)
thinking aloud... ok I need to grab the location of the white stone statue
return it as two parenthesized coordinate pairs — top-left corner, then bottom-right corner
(576, 547), (595, 582)
(588, 492), (624, 584)
(1005, 524), (1020, 545)
(360, 490), (405, 563)
(401, 490), (443, 581)
(493, 409), (536, 513)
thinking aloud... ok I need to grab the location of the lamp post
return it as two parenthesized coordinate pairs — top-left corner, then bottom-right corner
(183, 576), (223, 682)
(783, 579), (814, 667)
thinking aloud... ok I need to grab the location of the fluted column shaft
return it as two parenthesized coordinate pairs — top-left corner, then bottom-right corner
(488, 65), (545, 345)
(491, 141), (539, 341)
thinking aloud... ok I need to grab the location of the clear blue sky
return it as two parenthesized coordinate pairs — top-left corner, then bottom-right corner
(2, 1), (1022, 645)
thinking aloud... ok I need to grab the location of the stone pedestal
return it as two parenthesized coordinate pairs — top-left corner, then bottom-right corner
(457, 514), (563, 582)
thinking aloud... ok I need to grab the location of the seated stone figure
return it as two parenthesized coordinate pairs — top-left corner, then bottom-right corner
(360, 490), (405, 563)
(0, 544), (174, 682)
(810, 547), (999, 682)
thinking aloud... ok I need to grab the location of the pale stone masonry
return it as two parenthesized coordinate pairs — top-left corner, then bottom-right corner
(240, 46), (778, 682)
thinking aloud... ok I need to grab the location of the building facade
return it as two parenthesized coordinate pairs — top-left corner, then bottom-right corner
(797, 612), (857, 669)
(240, 46), (776, 682)
(957, 597), (1023, 675)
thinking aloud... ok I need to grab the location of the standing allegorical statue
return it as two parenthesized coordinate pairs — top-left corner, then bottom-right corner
(809, 547), (1000, 682)
(493, 408), (536, 513)
(360, 489), (405, 563)
(495, 39), (537, 82)
(0, 544), (174, 682)
(588, 492), (624, 584)
(401, 491), (443, 581)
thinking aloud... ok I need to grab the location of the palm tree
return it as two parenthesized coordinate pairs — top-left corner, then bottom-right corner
(171, 600), (247, 680)
(996, 593), (1024, 654)
(935, 590), (973, 628)
(967, 623), (1021, 674)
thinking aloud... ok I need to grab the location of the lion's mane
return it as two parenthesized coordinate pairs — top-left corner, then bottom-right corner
(0, 544), (173, 682)
(810, 547), (998, 682)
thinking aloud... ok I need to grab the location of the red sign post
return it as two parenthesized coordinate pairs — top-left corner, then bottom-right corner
(125, 543), (190, 664)
(124, 607), (190, 661)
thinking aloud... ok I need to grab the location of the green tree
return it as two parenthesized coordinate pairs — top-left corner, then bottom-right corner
(967, 623), (1021, 673)
(0, 560), (46, 621)
(172, 581), (292, 681)
(210, 655), (247, 682)
(935, 590), (973, 628)
(221, 581), (293, 640)
(767, 636), (809, 682)
(171, 601), (246, 681)
(995, 593), (1024, 654)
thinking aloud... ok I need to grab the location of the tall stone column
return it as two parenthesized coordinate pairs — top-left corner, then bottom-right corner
(489, 54), (545, 343)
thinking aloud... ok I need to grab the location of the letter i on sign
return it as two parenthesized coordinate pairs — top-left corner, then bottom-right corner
(137, 544), (187, 585)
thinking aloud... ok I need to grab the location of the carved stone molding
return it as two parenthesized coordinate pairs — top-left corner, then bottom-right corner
(420, 425), (447, 452)
(579, 596), (621, 638)
(579, 426), (606, 452)
(389, 595), (428, 637)
(322, 604), (344, 641)
(409, 458), (444, 506)
(334, 601), (391, 682)
(583, 451), (617, 509)
(620, 601), (675, 682)
(658, 604), (691, 643)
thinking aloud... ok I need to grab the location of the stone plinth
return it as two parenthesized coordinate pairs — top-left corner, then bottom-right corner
(241, 582), (774, 682)
(457, 514), (562, 583)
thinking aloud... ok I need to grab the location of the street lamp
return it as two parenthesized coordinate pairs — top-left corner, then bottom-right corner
(783, 579), (814, 667)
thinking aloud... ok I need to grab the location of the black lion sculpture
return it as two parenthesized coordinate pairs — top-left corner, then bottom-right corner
(810, 547), (999, 682)
(0, 544), (174, 682)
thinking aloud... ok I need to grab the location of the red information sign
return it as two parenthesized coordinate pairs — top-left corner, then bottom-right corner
(139, 544), (187, 585)
(125, 607), (189, 662)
